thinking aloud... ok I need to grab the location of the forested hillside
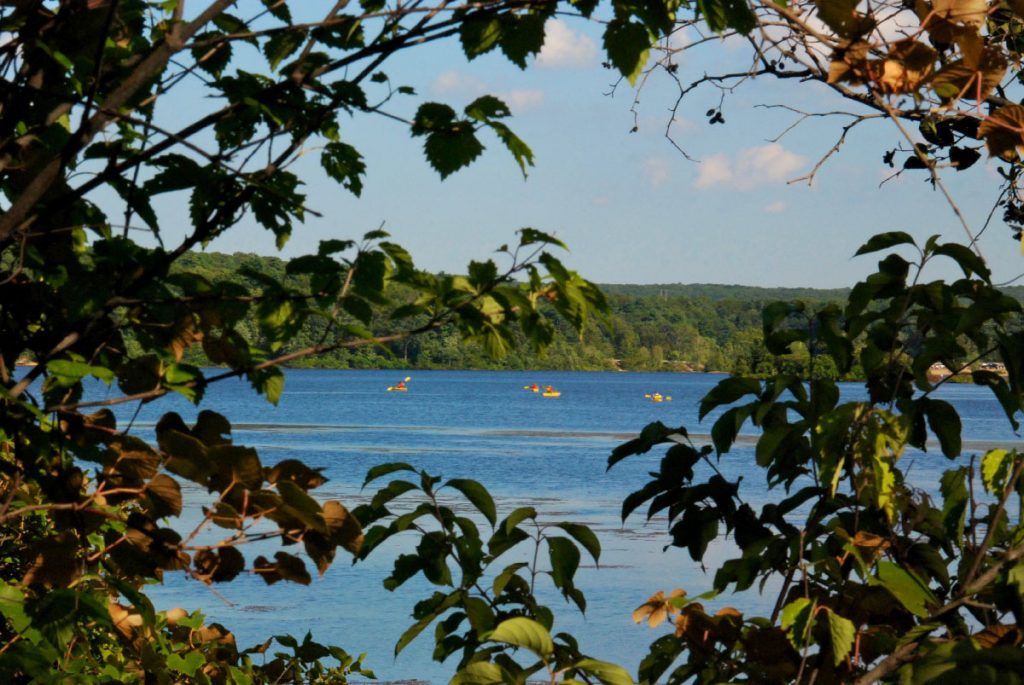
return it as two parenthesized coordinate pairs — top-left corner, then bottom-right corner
(170, 251), (850, 373)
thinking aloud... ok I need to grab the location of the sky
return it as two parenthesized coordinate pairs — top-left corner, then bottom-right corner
(140, 9), (1024, 289)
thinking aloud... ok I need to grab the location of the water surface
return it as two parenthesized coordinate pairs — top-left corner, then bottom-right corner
(91, 370), (1020, 682)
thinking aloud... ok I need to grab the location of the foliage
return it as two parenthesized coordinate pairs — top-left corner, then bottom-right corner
(5, 0), (1024, 684)
(352, 463), (618, 683)
(610, 233), (1024, 683)
(640, 0), (1024, 237)
(158, 250), (865, 374)
(0, 0), (671, 681)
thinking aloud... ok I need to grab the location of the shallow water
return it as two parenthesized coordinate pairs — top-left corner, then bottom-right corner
(87, 369), (1020, 682)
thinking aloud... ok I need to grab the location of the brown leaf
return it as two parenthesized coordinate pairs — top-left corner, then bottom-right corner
(979, 105), (1024, 160)
(933, 0), (990, 27)
(828, 60), (854, 85)
(931, 49), (1006, 102)
(828, 41), (871, 85)
(108, 602), (143, 639)
(633, 594), (660, 624)
(21, 531), (81, 588)
(84, 408), (117, 432)
(169, 315), (202, 362)
(206, 502), (243, 530)
(265, 459), (327, 490)
(323, 500), (363, 554)
(916, 0), (973, 44)
(207, 444), (263, 491)
(191, 410), (232, 447)
(956, 30), (984, 68)
(108, 443), (162, 484)
(743, 626), (800, 671)
(852, 530), (890, 549)
(253, 552), (311, 585)
(193, 546), (245, 583)
(145, 473), (182, 518)
(875, 40), (937, 94)
(974, 624), (1022, 648)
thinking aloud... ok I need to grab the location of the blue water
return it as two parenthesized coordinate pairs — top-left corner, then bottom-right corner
(85, 370), (1020, 682)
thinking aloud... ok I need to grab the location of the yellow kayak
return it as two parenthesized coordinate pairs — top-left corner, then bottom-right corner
(388, 376), (411, 392)
(542, 390), (561, 398)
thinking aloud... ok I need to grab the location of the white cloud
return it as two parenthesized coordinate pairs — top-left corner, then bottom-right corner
(642, 158), (672, 187)
(764, 201), (787, 214)
(536, 20), (598, 68)
(736, 144), (806, 186)
(695, 154), (733, 189)
(501, 89), (544, 113)
(433, 73), (545, 113)
(432, 70), (484, 96)
(695, 144), (807, 190)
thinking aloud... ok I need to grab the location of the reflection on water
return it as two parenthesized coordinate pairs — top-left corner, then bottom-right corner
(90, 369), (1020, 682)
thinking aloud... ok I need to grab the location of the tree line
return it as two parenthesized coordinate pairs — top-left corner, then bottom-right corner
(171, 250), (865, 375)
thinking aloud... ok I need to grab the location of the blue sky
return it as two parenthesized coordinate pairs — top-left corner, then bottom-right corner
(159, 14), (1021, 289)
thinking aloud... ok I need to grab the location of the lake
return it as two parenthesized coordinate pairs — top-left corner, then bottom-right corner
(93, 369), (1020, 682)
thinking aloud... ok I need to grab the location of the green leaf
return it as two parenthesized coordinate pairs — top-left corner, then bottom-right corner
(486, 617), (553, 659)
(321, 142), (366, 196)
(699, 0), (757, 34)
(826, 609), (856, 666)
(47, 359), (114, 386)
(698, 376), (761, 420)
(0, 582), (30, 633)
(460, 14), (503, 59)
(932, 242), (991, 282)
(450, 661), (507, 685)
(395, 591), (460, 655)
(780, 597), (814, 648)
(923, 398), (962, 458)
(110, 176), (160, 231)
(423, 126), (484, 179)
(264, 28), (306, 71)
(710, 404), (753, 455)
(555, 523), (600, 565)
(411, 101), (487, 180)
(363, 462), (417, 487)
(873, 561), (937, 618)
(445, 478), (496, 526)
(813, 0), (875, 39)
(981, 448), (1015, 495)
(248, 367), (284, 405)
(487, 121), (534, 178)
(547, 536), (581, 591)
(465, 95), (511, 121)
(498, 12), (547, 68)
(854, 231), (917, 256)
(573, 658), (634, 685)
(603, 19), (650, 85)
(518, 227), (567, 249)
(501, 506), (536, 535)
(492, 562), (529, 596)
(167, 650), (206, 677)
(940, 467), (968, 545)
